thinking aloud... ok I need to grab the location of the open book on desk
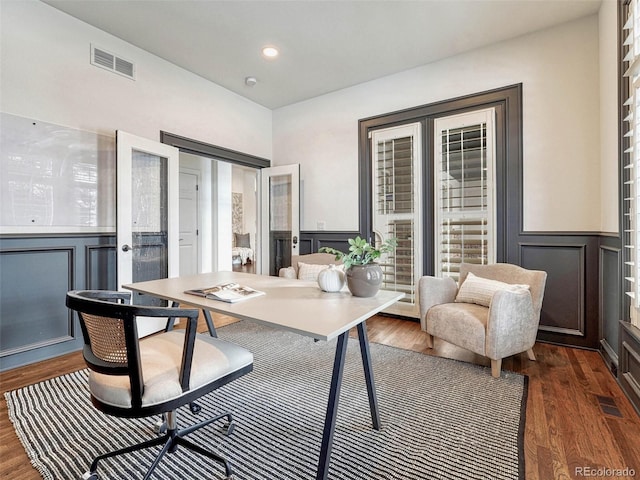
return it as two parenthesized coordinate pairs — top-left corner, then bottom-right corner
(184, 282), (265, 303)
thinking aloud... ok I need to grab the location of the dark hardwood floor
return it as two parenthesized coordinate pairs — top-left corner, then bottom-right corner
(232, 259), (256, 274)
(1, 313), (639, 480)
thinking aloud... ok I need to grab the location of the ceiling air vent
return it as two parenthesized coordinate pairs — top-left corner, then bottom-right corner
(90, 44), (135, 80)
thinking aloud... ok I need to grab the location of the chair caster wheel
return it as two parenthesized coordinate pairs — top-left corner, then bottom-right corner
(225, 421), (235, 436)
(81, 472), (98, 480)
(153, 419), (167, 434)
(189, 402), (202, 414)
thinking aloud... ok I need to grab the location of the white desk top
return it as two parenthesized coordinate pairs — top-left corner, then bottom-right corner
(124, 271), (404, 341)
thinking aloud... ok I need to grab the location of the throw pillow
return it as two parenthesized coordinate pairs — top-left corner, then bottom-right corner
(455, 272), (529, 307)
(297, 262), (329, 281)
(297, 262), (344, 281)
(235, 233), (251, 248)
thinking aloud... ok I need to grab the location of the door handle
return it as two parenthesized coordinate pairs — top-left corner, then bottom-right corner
(122, 244), (132, 252)
(292, 236), (298, 244)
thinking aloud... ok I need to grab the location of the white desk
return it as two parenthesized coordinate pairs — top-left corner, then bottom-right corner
(124, 271), (404, 480)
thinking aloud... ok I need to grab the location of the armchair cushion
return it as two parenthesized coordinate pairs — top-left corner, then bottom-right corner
(455, 272), (529, 307)
(428, 302), (488, 355)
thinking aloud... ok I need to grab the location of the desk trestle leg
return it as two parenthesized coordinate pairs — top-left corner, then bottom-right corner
(316, 331), (348, 480)
(357, 320), (381, 430)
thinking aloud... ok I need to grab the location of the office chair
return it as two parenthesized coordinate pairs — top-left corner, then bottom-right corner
(66, 290), (254, 480)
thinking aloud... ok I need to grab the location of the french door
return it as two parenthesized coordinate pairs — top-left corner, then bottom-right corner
(260, 164), (300, 276)
(434, 108), (496, 281)
(116, 131), (180, 337)
(371, 123), (422, 317)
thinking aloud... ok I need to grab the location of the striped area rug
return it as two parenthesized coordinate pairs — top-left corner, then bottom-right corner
(6, 321), (526, 480)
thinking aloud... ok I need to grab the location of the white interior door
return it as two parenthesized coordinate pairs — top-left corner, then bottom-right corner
(116, 131), (179, 337)
(179, 169), (199, 276)
(260, 164), (300, 276)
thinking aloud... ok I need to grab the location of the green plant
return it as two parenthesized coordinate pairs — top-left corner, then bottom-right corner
(319, 236), (397, 270)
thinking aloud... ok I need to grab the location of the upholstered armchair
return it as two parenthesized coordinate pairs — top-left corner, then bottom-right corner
(418, 263), (547, 378)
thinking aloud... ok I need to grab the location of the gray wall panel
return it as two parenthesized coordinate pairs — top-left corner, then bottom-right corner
(620, 322), (640, 416)
(521, 243), (585, 337)
(600, 245), (621, 369)
(87, 244), (117, 290)
(0, 247), (73, 354)
(0, 234), (116, 371)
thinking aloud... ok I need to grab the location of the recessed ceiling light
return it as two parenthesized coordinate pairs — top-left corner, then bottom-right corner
(262, 46), (279, 58)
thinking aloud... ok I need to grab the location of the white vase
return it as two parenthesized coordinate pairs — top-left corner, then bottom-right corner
(317, 264), (346, 292)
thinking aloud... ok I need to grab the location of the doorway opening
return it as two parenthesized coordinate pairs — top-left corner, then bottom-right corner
(161, 132), (270, 276)
(178, 151), (260, 276)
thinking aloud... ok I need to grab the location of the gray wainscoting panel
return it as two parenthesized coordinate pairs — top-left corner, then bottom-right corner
(620, 322), (640, 415)
(0, 247), (74, 355)
(0, 234), (116, 371)
(86, 244), (117, 290)
(600, 245), (621, 369)
(300, 232), (359, 256)
(520, 243), (586, 337)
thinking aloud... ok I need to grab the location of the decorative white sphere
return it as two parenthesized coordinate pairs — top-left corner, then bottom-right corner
(317, 264), (346, 292)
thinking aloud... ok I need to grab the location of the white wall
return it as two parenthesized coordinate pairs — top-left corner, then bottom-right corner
(600, 0), (620, 234)
(232, 165), (258, 245)
(273, 15), (601, 233)
(1, 1), (613, 235)
(215, 162), (233, 272)
(0, 0), (272, 160)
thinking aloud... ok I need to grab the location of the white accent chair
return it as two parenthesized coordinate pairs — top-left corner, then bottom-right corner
(418, 263), (547, 378)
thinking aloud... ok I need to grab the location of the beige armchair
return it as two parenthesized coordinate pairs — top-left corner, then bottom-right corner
(418, 263), (547, 378)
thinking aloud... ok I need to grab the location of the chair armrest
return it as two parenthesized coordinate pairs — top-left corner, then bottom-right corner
(279, 266), (297, 279)
(133, 305), (200, 392)
(178, 310), (200, 392)
(486, 289), (537, 360)
(418, 276), (457, 331)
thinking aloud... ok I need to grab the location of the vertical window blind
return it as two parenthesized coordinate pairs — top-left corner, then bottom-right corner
(372, 124), (421, 312)
(623, 0), (640, 326)
(435, 111), (495, 281)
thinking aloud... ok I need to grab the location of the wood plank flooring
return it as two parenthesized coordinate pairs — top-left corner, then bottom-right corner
(1, 314), (639, 480)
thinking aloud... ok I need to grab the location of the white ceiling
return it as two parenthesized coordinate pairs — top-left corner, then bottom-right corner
(42, 0), (602, 109)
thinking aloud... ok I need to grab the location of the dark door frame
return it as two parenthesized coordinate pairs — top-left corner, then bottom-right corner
(358, 84), (523, 275)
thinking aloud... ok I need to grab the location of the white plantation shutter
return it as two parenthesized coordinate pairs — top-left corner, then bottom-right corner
(372, 123), (422, 316)
(623, 0), (640, 326)
(435, 110), (496, 281)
